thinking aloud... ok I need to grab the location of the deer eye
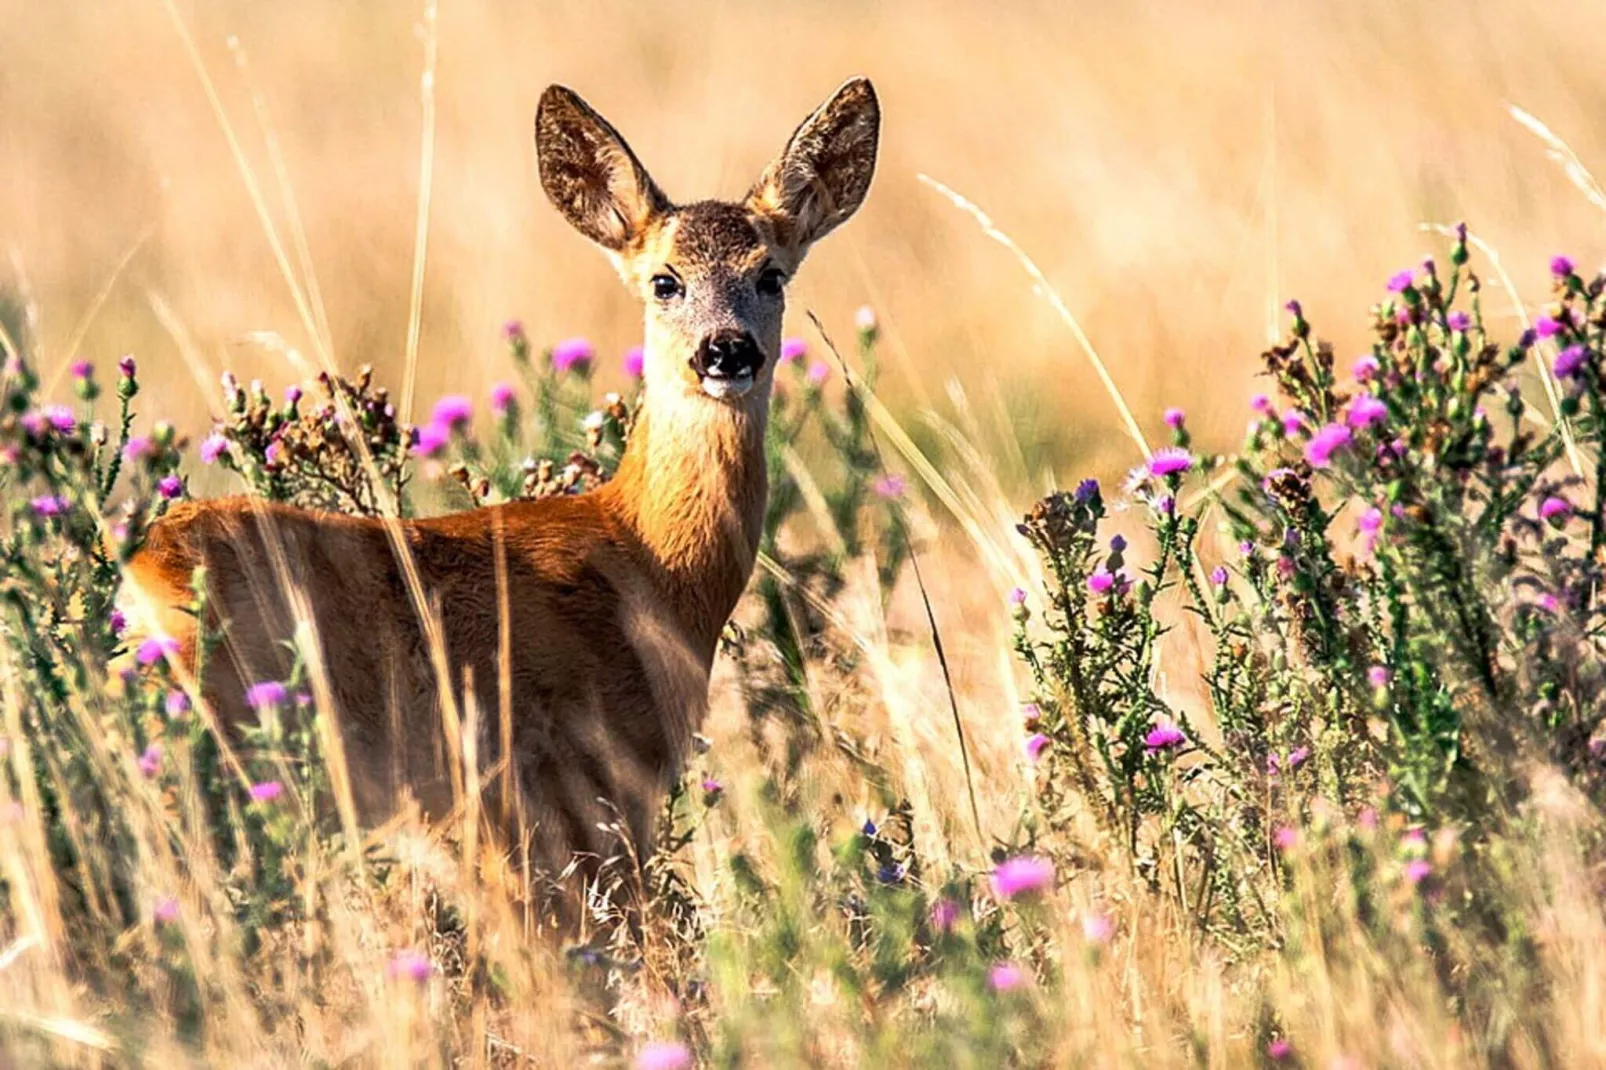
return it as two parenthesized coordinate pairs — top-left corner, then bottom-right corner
(756, 267), (786, 297)
(651, 273), (683, 301)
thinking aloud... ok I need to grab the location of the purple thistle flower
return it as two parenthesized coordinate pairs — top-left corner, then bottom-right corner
(118, 355), (137, 378)
(1352, 355), (1380, 381)
(1281, 409), (1306, 437)
(1386, 268), (1415, 293)
(990, 855), (1054, 899)
(43, 405), (76, 433)
(1239, 540), (1256, 556)
(489, 381), (516, 415)
(502, 319), (525, 342)
(1554, 345), (1589, 379)
(1209, 566), (1228, 586)
(1147, 446), (1193, 478)
(1551, 255), (1575, 278)
(872, 473), (906, 498)
(136, 636), (179, 666)
(1008, 587), (1028, 606)
(1109, 534), (1127, 552)
(1021, 702), (1041, 725)
(1163, 407), (1185, 430)
(248, 780), (283, 804)
(1447, 310), (1471, 332)
(1284, 299), (1303, 319)
(1250, 393), (1272, 413)
(1345, 394), (1388, 430)
(1358, 507), (1384, 534)
(623, 345), (645, 378)
(780, 337), (807, 363)
(1540, 496), (1572, 525)
(1087, 570), (1116, 594)
(430, 394), (473, 432)
(1145, 723), (1187, 752)
(929, 897), (960, 933)
(1267, 1038), (1293, 1061)
(109, 608), (127, 637)
(700, 777), (723, 796)
(1273, 825), (1299, 851)
(386, 948), (433, 984)
(284, 384), (303, 406)
(244, 681), (288, 710)
(123, 436), (153, 462)
(29, 495), (68, 517)
(1074, 478), (1100, 503)
(157, 475), (184, 500)
(1025, 733), (1050, 762)
(19, 411), (45, 437)
(1304, 423), (1353, 468)
(412, 422), (450, 458)
(806, 360), (830, 385)
(70, 359), (93, 380)
(1368, 665), (1391, 688)
(153, 896), (180, 926)
(635, 1041), (692, 1070)
(165, 690), (191, 718)
(138, 743), (163, 778)
(1535, 315), (1563, 339)
(1286, 746), (1310, 769)
(199, 433), (229, 464)
(550, 337), (595, 374)
(987, 961), (1027, 992)
(1403, 858), (1432, 885)
(1081, 911), (1115, 944)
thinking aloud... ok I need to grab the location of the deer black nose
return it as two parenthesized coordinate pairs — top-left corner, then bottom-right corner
(694, 330), (764, 380)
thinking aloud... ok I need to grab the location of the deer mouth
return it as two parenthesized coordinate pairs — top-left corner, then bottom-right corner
(699, 369), (756, 399)
(692, 333), (765, 400)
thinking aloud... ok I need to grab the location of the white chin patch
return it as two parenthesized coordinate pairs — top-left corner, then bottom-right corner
(700, 374), (754, 400)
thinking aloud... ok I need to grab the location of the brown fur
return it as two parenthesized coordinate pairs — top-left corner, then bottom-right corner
(121, 78), (878, 908)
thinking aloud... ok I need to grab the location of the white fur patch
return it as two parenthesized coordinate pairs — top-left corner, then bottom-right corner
(700, 373), (754, 400)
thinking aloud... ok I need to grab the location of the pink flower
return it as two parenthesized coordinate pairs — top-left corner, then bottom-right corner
(153, 896), (180, 926)
(1535, 315), (1563, 339)
(1345, 394), (1387, 430)
(806, 360), (830, 385)
(1447, 310), (1471, 332)
(1008, 587), (1028, 606)
(990, 855), (1054, 900)
(123, 436), (153, 462)
(70, 359), (93, 380)
(930, 897), (961, 933)
(623, 345), (646, 379)
(165, 690), (191, 718)
(412, 422), (450, 457)
(430, 394), (473, 431)
(1251, 393), (1272, 413)
(157, 475), (184, 500)
(30, 495), (68, 517)
(1305, 424), (1352, 467)
(136, 636), (179, 667)
(502, 319), (525, 343)
(636, 1042), (692, 1070)
(1267, 1038), (1293, 1061)
(1555, 345), (1589, 379)
(873, 474), (906, 498)
(1147, 447), (1193, 478)
(1353, 355), (1380, 381)
(138, 743), (162, 778)
(1209, 566), (1228, 586)
(1025, 733), (1050, 762)
(987, 961), (1027, 992)
(1386, 268), (1415, 293)
(1273, 825), (1299, 851)
(43, 405), (76, 433)
(1368, 665), (1391, 688)
(489, 382), (516, 414)
(1403, 858), (1432, 885)
(551, 337), (595, 374)
(1144, 723), (1186, 752)
(780, 337), (807, 363)
(1081, 910), (1115, 944)
(1163, 407), (1186, 430)
(1281, 410), (1306, 437)
(245, 681), (287, 709)
(1285, 746), (1310, 770)
(118, 355), (137, 378)
(1551, 255), (1575, 277)
(1540, 496), (1572, 525)
(200, 433), (229, 464)
(249, 781), (283, 804)
(387, 949), (433, 984)
(1087, 570), (1116, 594)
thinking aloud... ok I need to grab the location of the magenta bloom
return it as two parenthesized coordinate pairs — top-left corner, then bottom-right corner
(1008, 587), (1028, 606)
(873, 473), (906, 498)
(1267, 1038), (1293, 1061)
(1304, 423), (1352, 467)
(244, 681), (288, 709)
(1368, 665), (1391, 688)
(43, 405), (76, 433)
(109, 608), (127, 636)
(248, 780), (283, 804)
(1250, 393), (1272, 413)
(990, 855), (1054, 900)
(1273, 825), (1299, 851)
(1025, 733), (1050, 762)
(1081, 910), (1115, 944)
(118, 355), (137, 378)
(1163, 407), (1185, 429)
(700, 777), (722, 796)
(284, 384), (303, 406)
(1353, 355), (1380, 381)
(430, 394), (473, 431)
(70, 359), (93, 379)
(412, 422), (450, 458)
(1540, 496), (1572, 524)
(1403, 858), (1432, 885)
(987, 961), (1027, 992)
(929, 897), (961, 933)
(1554, 345), (1589, 379)
(623, 345), (646, 378)
(550, 337), (594, 374)
(1286, 746), (1310, 770)
(137, 743), (163, 778)
(1358, 507), (1383, 534)
(1087, 570), (1116, 595)
(387, 948), (433, 984)
(123, 436), (153, 462)
(1551, 255), (1575, 277)
(136, 636), (179, 666)
(489, 381), (516, 414)
(1145, 723), (1187, 752)
(806, 360), (830, 385)
(502, 319), (525, 342)
(165, 690), (191, 717)
(1147, 446), (1193, 478)
(780, 337), (807, 363)
(30, 495), (68, 517)
(1210, 566), (1228, 586)
(157, 475), (184, 500)
(153, 896), (180, 926)
(1346, 393), (1387, 430)
(1535, 315), (1563, 339)
(199, 433), (229, 464)
(1281, 410), (1305, 437)
(635, 1041), (693, 1070)
(1386, 268), (1415, 293)
(1447, 310), (1471, 332)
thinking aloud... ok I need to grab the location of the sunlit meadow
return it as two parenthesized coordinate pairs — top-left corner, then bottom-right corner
(7, 2), (1606, 1067)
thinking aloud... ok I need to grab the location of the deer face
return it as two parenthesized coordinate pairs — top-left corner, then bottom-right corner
(535, 79), (879, 403)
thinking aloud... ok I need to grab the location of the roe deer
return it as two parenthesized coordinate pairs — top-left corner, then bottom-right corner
(120, 78), (879, 910)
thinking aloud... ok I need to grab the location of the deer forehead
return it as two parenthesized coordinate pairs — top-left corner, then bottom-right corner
(639, 202), (784, 280)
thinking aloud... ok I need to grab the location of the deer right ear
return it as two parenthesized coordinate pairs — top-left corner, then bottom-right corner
(535, 86), (670, 252)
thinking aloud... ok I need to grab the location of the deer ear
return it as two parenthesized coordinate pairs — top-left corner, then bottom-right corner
(535, 85), (671, 251)
(746, 78), (879, 251)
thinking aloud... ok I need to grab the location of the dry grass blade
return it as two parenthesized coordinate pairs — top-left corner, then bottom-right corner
(400, 0), (440, 423)
(1509, 103), (1606, 217)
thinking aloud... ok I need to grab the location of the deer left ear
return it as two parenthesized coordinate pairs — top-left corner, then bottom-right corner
(746, 78), (879, 252)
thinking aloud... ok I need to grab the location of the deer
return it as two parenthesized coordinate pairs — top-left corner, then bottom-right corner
(120, 77), (880, 914)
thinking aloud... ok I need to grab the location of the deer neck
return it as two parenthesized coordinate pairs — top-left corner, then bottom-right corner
(604, 383), (769, 652)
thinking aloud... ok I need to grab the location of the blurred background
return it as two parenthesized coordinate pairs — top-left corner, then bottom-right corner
(4, 0), (1606, 485)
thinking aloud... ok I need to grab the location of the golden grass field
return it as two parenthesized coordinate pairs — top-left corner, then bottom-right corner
(7, 2), (1606, 1066)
